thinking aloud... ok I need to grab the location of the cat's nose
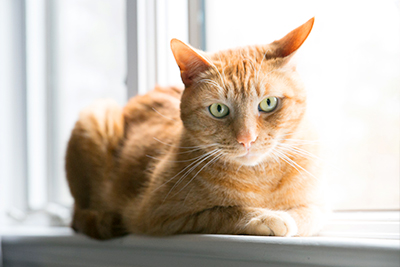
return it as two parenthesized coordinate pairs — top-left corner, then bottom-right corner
(237, 132), (257, 149)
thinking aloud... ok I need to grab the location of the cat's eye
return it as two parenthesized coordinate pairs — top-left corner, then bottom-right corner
(209, 103), (229, 118)
(258, 97), (278, 113)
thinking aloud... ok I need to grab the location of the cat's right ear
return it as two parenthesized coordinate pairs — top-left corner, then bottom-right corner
(170, 39), (212, 87)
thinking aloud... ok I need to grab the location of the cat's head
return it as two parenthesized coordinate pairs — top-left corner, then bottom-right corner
(171, 18), (314, 166)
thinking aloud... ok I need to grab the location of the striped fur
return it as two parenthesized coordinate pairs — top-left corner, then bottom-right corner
(66, 18), (326, 239)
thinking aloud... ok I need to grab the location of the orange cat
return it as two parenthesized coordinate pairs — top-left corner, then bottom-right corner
(66, 18), (326, 239)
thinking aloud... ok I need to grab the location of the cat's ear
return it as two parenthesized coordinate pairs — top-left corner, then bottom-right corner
(271, 17), (314, 59)
(170, 39), (212, 87)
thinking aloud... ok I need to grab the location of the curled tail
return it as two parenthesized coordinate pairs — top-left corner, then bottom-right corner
(66, 99), (127, 239)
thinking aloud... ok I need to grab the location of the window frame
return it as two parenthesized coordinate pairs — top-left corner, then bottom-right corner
(0, 0), (202, 225)
(0, 0), (29, 223)
(0, 0), (398, 245)
(0, 0), (67, 225)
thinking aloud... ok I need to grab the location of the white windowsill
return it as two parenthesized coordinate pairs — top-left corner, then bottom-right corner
(1, 211), (399, 266)
(319, 211), (400, 240)
(1, 226), (399, 267)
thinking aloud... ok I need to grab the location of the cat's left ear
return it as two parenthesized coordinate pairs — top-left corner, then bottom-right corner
(170, 39), (213, 87)
(270, 17), (314, 63)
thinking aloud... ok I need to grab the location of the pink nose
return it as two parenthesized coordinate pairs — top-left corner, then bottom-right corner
(237, 133), (257, 149)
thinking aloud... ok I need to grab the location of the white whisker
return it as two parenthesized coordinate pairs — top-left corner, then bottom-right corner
(273, 148), (317, 180)
(237, 164), (244, 172)
(183, 152), (223, 205)
(163, 149), (221, 201)
(152, 107), (177, 121)
(146, 151), (219, 163)
(153, 137), (218, 149)
(197, 78), (225, 92)
(278, 138), (320, 144)
(173, 152), (224, 198)
(239, 51), (256, 72)
(152, 149), (218, 194)
(277, 143), (321, 161)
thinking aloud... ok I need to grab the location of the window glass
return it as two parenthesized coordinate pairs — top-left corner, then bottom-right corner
(205, 0), (400, 210)
(54, 0), (126, 205)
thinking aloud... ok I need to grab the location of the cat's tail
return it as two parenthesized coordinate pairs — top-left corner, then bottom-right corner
(65, 99), (127, 239)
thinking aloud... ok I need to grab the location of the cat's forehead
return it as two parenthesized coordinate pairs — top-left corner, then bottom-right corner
(204, 46), (289, 100)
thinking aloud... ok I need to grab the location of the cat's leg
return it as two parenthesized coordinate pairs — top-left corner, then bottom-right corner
(66, 99), (126, 239)
(71, 206), (127, 240)
(287, 205), (326, 236)
(131, 206), (298, 236)
(243, 208), (298, 236)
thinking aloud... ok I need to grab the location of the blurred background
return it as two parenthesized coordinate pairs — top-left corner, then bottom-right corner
(0, 0), (399, 227)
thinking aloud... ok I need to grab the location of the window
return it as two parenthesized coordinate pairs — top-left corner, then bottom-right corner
(204, 0), (400, 211)
(0, 0), (194, 226)
(1, 2), (399, 266)
(0, 0), (398, 236)
(0, 0), (128, 225)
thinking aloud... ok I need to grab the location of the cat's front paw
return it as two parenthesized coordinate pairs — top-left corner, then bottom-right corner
(244, 210), (298, 237)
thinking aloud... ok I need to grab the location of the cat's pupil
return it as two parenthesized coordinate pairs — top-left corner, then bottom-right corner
(217, 105), (222, 113)
(267, 98), (271, 106)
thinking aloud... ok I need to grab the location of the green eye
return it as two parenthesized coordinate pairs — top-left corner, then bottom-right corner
(209, 103), (229, 118)
(259, 97), (278, 112)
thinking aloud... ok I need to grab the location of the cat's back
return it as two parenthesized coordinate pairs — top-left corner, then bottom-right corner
(123, 85), (182, 126)
(111, 85), (184, 205)
(122, 85), (183, 153)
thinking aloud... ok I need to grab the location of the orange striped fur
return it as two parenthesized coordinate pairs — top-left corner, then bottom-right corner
(66, 18), (326, 239)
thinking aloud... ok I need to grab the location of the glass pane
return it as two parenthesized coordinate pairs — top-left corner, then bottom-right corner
(53, 0), (127, 205)
(204, 0), (400, 210)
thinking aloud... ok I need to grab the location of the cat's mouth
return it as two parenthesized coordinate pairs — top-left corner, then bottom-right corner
(233, 149), (265, 166)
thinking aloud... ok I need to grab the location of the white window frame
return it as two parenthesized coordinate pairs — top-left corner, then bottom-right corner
(0, 0), (71, 226)
(0, 0), (205, 226)
(0, 0), (30, 223)
(0, 2), (398, 266)
(127, 0), (195, 97)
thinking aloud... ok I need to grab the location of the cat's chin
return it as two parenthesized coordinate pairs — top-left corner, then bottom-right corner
(233, 152), (266, 167)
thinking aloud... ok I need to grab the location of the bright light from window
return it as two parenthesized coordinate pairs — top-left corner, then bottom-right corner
(55, 0), (127, 205)
(205, 0), (400, 210)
